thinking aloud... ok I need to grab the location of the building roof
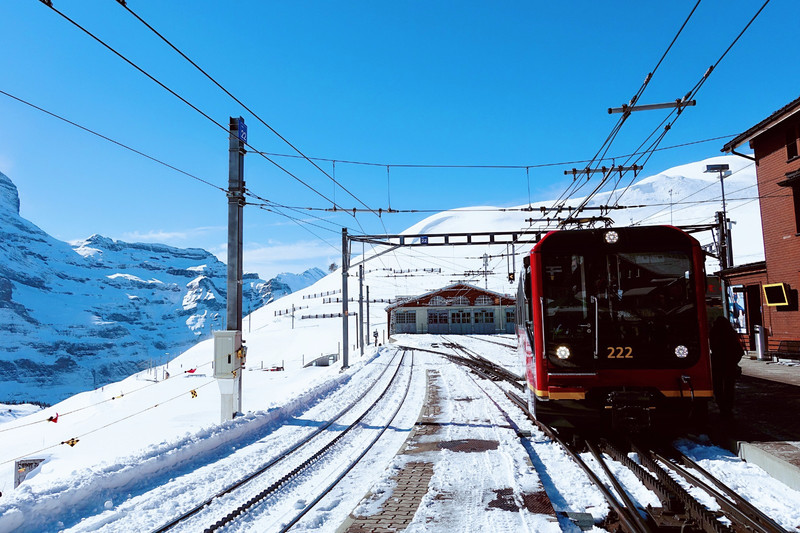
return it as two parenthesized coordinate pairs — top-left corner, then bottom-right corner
(386, 282), (514, 311)
(718, 260), (767, 278)
(722, 95), (800, 153)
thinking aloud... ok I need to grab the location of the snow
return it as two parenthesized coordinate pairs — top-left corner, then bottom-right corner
(0, 155), (793, 532)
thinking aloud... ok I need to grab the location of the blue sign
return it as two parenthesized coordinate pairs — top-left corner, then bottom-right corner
(237, 117), (247, 143)
(420, 236), (428, 244)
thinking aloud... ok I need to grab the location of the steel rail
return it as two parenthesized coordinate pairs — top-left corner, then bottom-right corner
(505, 390), (647, 533)
(628, 441), (735, 533)
(584, 440), (654, 533)
(277, 351), (415, 531)
(151, 349), (404, 533)
(463, 335), (517, 350)
(439, 338), (525, 390)
(204, 350), (411, 532)
(657, 448), (788, 533)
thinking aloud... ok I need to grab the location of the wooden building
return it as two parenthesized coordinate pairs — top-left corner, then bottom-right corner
(722, 95), (800, 352)
(387, 283), (515, 335)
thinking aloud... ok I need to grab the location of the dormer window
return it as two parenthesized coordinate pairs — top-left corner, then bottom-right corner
(428, 295), (447, 306)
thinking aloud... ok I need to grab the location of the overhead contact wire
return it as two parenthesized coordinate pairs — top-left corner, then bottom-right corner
(117, 1), (382, 219)
(39, 0), (346, 211)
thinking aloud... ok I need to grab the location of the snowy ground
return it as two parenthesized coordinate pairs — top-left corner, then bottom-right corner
(2, 154), (794, 531)
(3, 335), (800, 532)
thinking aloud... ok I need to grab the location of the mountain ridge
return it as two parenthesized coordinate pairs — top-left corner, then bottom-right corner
(0, 170), (324, 404)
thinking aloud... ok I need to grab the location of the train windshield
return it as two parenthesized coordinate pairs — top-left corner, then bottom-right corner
(542, 249), (699, 370)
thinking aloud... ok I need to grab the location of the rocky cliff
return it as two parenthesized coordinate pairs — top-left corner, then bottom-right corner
(0, 171), (323, 403)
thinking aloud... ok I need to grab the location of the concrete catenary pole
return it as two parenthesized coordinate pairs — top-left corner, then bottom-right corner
(359, 264), (365, 358)
(341, 228), (350, 369)
(214, 116), (246, 422)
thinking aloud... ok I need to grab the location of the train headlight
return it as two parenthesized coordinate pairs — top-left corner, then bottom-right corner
(675, 345), (689, 359)
(555, 345), (572, 360)
(604, 230), (619, 244)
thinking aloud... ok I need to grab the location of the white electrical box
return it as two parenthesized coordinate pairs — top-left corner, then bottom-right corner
(213, 330), (242, 379)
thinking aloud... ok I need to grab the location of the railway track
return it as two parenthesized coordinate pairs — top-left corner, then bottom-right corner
(422, 337), (525, 391)
(152, 349), (415, 533)
(438, 339), (789, 533)
(504, 389), (790, 533)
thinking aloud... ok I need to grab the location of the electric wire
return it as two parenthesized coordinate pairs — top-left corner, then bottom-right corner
(0, 362), (213, 435)
(552, 0), (771, 225)
(0, 379), (216, 466)
(116, 1), (382, 220)
(545, 0), (699, 214)
(632, 163), (753, 225)
(38, 1), (347, 212)
(1, 86), (350, 258)
(603, 1), (770, 216)
(0, 89), (226, 194)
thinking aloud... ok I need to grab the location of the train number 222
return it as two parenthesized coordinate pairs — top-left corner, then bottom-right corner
(606, 346), (633, 359)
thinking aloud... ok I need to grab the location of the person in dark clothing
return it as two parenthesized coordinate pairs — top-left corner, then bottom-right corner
(709, 316), (745, 417)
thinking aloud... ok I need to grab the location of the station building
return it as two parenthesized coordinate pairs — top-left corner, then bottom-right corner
(722, 95), (800, 353)
(387, 283), (515, 335)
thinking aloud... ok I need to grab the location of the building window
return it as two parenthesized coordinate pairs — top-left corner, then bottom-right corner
(787, 127), (799, 160)
(778, 172), (800, 234)
(475, 295), (494, 306)
(505, 310), (515, 323)
(794, 185), (800, 234)
(428, 310), (449, 324)
(452, 310), (471, 324)
(474, 310), (494, 323)
(395, 310), (416, 324)
(452, 296), (469, 306)
(428, 295), (447, 306)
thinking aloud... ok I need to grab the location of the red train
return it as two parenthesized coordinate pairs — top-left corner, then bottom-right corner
(516, 226), (713, 431)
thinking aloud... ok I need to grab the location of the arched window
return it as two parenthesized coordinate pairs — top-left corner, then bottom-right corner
(452, 296), (469, 306)
(475, 295), (494, 306)
(429, 295), (447, 306)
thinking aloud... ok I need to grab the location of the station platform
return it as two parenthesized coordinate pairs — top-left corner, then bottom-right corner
(711, 355), (800, 492)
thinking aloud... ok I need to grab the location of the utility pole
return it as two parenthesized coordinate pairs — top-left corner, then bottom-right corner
(366, 285), (370, 350)
(214, 117), (247, 423)
(291, 303), (295, 330)
(359, 264), (365, 358)
(341, 228), (350, 369)
(706, 164), (734, 319)
(483, 253), (489, 289)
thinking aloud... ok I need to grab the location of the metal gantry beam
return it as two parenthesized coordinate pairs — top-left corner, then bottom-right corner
(339, 229), (544, 368)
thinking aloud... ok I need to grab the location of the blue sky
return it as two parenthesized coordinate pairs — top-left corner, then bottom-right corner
(1, 0), (796, 278)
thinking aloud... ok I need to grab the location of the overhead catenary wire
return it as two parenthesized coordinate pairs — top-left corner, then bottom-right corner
(599, 1), (770, 217)
(248, 134), (737, 172)
(1, 85), (357, 261)
(0, 89), (226, 194)
(116, 1), (382, 221)
(545, 0), (698, 215)
(553, 0), (770, 225)
(631, 162), (754, 225)
(38, 1), (350, 213)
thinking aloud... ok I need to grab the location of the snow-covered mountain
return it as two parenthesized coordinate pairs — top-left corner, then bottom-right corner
(0, 171), (324, 404)
(0, 155), (778, 533)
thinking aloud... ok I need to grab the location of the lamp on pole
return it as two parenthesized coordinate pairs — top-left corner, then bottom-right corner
(704, 164), (734, 268)
(705, 163), (733, 319)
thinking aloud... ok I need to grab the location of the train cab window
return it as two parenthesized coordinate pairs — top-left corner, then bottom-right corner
(543, 254), (590, 318)
(541, 248), (699, 370)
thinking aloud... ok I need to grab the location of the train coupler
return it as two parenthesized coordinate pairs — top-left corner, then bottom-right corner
(605, 390), (656, 431)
